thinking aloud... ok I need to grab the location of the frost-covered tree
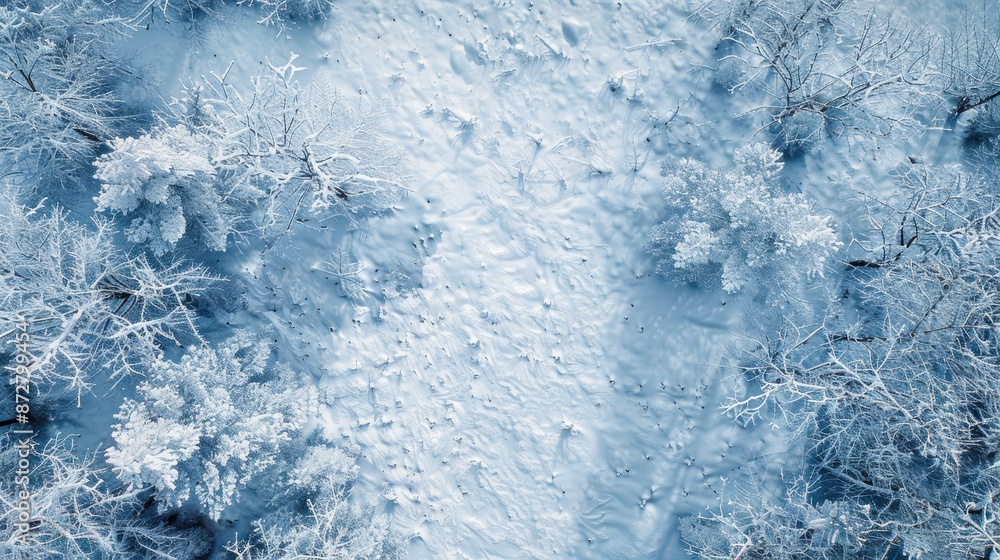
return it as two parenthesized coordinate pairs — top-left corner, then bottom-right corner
(645, 143), (840, 294)
(283, 444), (360, 496)
(691, 164), (1000, 558)
(939, 3), (1000, 140)
(705, 0), (934, 155)
(95, 124), (257, 256)
(0, 1), (130, 187)
(681, 475), (899, 560)
(126, 0), (332, 31)
(0, 434), (208, 559)
(234, 0), (335, 27)
(0, 195), (214, 400)
(106, 330), (318, 520)
(225, 445), (404, 560)
(166, 55), (405, 234)
(97, 56), (396, 255)
(225, 489), (405, 560)
(126, 0), (217, 24)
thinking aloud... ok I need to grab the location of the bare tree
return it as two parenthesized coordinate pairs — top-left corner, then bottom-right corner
(0, 195), (215, 401)
(0, 1), (130, 188)
(225, 484), (404, 560)
(124, 0), (333, 33)
(125, 0), (218, 25)
(233, 0), (335, 28)
(166, 54), (405, 237)
(681, 473), (906, 560)
(694, 164), (1000, 558)
(0, 434), (208, 559)
(709, 0), (935, 155)
(939, 2), (1000, 140)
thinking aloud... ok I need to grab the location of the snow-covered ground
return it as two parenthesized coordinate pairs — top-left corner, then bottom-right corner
(8, 0), (988, 555)
(119, 0), (799, 557)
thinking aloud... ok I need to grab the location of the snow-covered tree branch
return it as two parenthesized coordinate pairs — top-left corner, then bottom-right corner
(225, 487), (405, 560)
(95, 124), (258, 256)
(225, 444), (404, 560)
(234, 0), (335, 28)
(0, 434), (208, 559)
(708, 0), (935, 154)
(0, 1), (130, 187)
(0, 195), (214, 400)
(940, 3), (1000, 140)
(166, 54), (405, 237)
(692, 163), (1000, 558)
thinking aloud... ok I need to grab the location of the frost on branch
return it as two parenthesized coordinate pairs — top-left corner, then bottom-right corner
(645, 143), (840, 294)
(0, 434), (208, 560)
(940, 4), (1000, 141)
(95, 125), (239, 256)
(693, 165), (1000, 559)
(0, 1), (129, 187)
(704, 0), (934, 155)
(284, 444), (361, 496)
(126, 0), (217, 24)
(220, 410), (404, 558)
(224, 430), (403, 559)
(234, 0), (335, 28)
(225, 488), (406, 560)
(106, 330), (318, 520)
(104, 403), (201, 497)
(94, 121), (263, 256)
(0, 195), (214, 400)
(681, 475), (891, 559)
(167, 54), (405, 234)
(226, 445), (404, 560)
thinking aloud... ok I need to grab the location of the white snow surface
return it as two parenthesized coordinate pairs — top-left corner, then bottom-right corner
(126, 0), (795, 557)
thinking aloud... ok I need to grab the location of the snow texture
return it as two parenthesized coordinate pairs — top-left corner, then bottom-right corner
(169, 1), (760, 556)
(8, 0), (985, 558)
